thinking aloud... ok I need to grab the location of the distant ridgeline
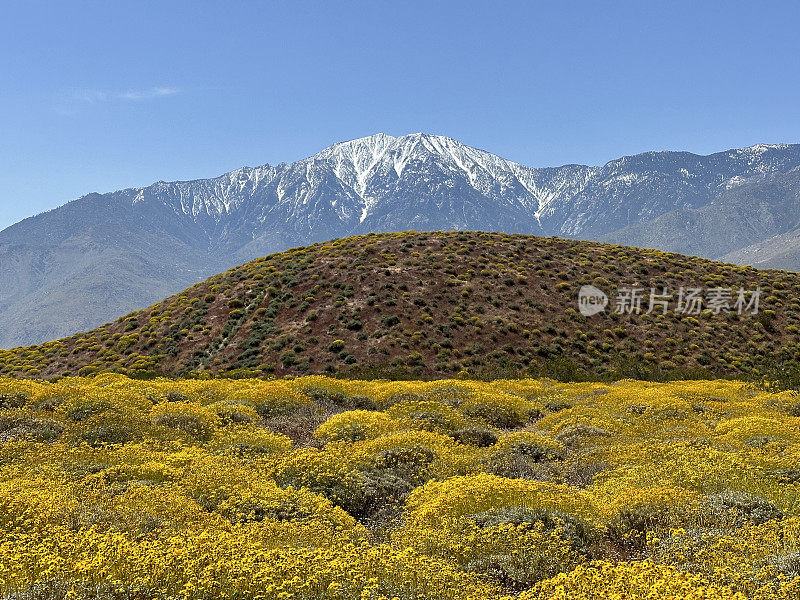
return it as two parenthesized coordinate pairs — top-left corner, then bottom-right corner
(3, 134), (800, 350)
(0, 231), (798, 383)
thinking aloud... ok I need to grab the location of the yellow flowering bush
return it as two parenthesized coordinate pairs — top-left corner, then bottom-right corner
(0, 374), (799, 599)
(386, 398), (471, 432)
(207, 424), (293, 457)
(490, 430), (565, 460)
(394, 516), (584, 591)
(519, 560), (746, 599)
(403, 473), (599, 528)
(459, 391), (542, 429)
(314, 409), (400, 442)
(150, 401), (221, 441)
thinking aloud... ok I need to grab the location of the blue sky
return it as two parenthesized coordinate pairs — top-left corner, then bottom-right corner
(2, 0), (799, 230)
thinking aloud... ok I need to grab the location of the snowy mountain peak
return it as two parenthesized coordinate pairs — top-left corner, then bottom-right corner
(315, 133), (525, 189)
(304, 133), (546, 224)
(732, 143), (791, 160)
(317, 132), (499, 166)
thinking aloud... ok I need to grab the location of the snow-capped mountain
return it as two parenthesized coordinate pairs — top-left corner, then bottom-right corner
(2, 133), (800, 348)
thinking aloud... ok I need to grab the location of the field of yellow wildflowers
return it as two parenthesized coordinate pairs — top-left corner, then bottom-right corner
(1, 374), (799, 599)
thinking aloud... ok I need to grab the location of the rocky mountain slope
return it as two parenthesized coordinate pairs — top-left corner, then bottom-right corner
(1, 232), (797, 381)
(2, 134), (800, 348)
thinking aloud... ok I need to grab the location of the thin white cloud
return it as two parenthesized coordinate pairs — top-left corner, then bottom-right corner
(117, 87), (180, 101)
(69, 86), (180, 103)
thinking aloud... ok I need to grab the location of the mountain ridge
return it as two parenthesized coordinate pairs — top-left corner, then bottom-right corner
(2, 134), (800, 348)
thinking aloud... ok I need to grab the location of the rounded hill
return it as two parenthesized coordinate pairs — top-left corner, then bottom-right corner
(1, 231), (798, 381)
